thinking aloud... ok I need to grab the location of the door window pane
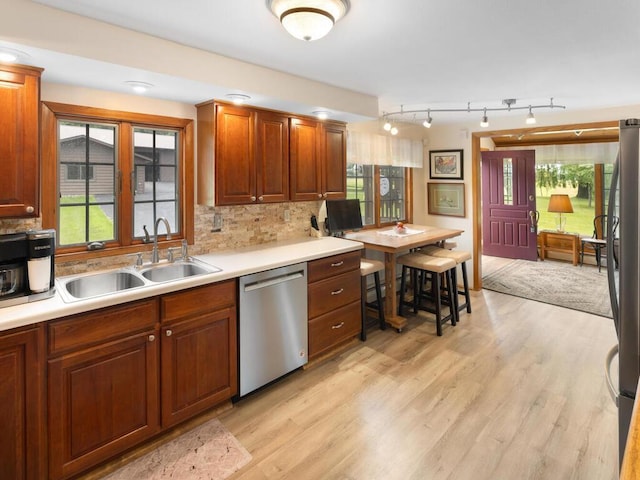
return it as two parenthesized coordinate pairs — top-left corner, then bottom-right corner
(503, 158), (513, 205)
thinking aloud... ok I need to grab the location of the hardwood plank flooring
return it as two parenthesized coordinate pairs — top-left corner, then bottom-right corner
(221, 289), (618, 480)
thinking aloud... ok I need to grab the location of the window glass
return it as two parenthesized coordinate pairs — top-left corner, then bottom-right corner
(58, 121), (116, 246)
(503, 158), (513, 205)
(133, 128), (179, 238)
(347, 163), (409, 227)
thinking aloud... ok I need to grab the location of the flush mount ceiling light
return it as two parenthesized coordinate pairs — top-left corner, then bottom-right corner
(268, 0), (350, 41)
(225, 93), (251, 105)
(380, 98), (565, 135)
(124, 81), (153, 94)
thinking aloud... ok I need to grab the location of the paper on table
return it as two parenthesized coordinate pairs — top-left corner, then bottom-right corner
(378, 228), (424, 237)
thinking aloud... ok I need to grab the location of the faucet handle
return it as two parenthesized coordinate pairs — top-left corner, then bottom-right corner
(181, 239), (189, 259)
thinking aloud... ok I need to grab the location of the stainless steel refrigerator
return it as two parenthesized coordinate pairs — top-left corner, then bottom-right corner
(606, 119), (640, 465)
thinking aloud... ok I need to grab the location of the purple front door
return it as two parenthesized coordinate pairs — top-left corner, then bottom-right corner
(482, 150), (538, 260)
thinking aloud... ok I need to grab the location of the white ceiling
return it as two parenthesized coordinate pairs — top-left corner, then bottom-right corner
(6, 0), (640, 124)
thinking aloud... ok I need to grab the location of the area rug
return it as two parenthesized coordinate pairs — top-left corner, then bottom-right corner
(483, 259), (614, 318)
(103, 418), (252, 480)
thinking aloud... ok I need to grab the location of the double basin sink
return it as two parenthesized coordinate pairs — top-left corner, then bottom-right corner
(57, 258), (222, 303)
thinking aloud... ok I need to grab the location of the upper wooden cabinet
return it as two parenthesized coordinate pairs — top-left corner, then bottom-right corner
(281, 116), (348, 202)
(197, 102), (289, 206)
(197, 101), (345, 206)
(0, 64), (43, 218)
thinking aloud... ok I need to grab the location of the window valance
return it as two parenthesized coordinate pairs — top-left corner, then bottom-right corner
(347, 130), (424, 168)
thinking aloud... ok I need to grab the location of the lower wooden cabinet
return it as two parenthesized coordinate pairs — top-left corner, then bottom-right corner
(46, 281), (238, 480)
(308, 251), (362, 359)
(0, 325), (45, 480)
(47, 299), (159, 480)
(160, 281), (237, 428)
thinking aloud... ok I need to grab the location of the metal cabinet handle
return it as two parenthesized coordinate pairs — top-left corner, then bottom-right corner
(148, 334), (155, 342)
(331, 322), (345, 329)
(317, 193), (322, 198)
(258, 196), (264, 202)
(251, 196), (257, 202)
(166, 330), (172, 337)
(330, 261), (344, 267)
(331, 288), (344, 295)
(26, 206), (34, 213)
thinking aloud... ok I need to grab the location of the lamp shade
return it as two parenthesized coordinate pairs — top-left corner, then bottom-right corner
(547, 194), (574, 213)
(269, 0), (349, 41)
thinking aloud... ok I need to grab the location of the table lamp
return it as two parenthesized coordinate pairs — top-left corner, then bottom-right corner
(547, 194), (573, 233)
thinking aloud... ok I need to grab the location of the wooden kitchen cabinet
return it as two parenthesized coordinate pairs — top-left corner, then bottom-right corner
(160, 280), (237, 427)
(0, 64), (43, 218)
(47, 299), (159, 480)
(198, 101), (289, 206)
(307, 251), (361, 359)
(290, 118), (347, 202)
(0, 325), (45, 480)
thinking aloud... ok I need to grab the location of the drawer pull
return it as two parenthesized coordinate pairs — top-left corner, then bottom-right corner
(331, 288), (344, 296)
(166, 330), (172, 337)
(330, 261), (344, 267)
(148, 334), (155, 342)
(331, 322), (345, 329)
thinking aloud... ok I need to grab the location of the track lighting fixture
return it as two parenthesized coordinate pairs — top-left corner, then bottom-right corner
(526, 106), (536, 125)
(380, 98), (564, 135)
(480, 108), (489, 128)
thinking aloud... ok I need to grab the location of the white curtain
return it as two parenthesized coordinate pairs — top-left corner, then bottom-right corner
(347, 130), (424, 168)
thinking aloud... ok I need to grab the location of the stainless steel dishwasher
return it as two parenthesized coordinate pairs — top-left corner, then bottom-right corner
(239, 262), (308, 396)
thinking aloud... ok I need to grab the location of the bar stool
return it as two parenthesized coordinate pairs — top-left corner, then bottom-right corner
(360, 259), (386, 341)
(420, 245), (472, 317)
(397, 253), (457, 336)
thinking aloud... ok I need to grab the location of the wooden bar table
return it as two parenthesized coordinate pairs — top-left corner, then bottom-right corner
(345, 224), (463, 332)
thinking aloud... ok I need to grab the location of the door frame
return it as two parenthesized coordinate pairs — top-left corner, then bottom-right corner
(470, 120), (618, 289)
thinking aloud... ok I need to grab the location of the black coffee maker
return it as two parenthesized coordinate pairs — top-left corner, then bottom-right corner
(0, 229), (56, 307)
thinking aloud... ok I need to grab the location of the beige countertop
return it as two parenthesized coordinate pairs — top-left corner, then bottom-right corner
(0, 236), (362, 332)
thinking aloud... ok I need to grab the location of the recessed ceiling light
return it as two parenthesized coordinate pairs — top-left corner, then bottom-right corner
(124, 81), (153, 94)
(0, 47), (29, 63)
(225, 93), (251, 105)
(313, 110), (329, 120)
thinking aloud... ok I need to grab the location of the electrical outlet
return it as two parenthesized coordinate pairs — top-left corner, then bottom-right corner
(284, 210), (291, 222)
(212, 213), (223, 231)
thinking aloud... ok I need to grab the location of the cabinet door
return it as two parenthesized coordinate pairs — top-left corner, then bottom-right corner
(48, 330), (159, 480)
(256, 110), (289, 203)
(215, 104), (256, 205)
(290, 117), (323, 201)
(322, 122), (347, 200)
(0, 66), (41, 218)
(0, 326), (45, 480)
(161, 306), (237, 427)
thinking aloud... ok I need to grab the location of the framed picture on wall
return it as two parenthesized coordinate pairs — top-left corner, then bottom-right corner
(427, 182), (465, 217)
(429, 149), (463, 180)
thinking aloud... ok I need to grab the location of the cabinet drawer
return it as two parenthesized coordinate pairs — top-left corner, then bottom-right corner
(308, 301), (360, 359)
(161, 280), (236, 323)
(308, 251), (360, 283)
(48, 299), (157, 356)
(308, 269), (360, 319)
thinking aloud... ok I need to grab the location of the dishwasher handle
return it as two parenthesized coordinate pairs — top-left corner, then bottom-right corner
(243, 271), (305, 292)
(605, 343), (619, 407)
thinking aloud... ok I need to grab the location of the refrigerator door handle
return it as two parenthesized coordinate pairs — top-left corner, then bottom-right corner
(605, 343), (619, 406)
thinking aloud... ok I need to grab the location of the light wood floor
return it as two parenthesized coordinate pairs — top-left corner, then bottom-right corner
(221, 289), (618, 480)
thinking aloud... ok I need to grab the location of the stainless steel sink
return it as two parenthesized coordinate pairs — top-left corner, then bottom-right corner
(57, 258), (222, 302)
(60, 271), (146, 301)
(140, 261), (220, 283)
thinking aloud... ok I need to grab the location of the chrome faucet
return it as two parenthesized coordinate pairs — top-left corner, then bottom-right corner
(151, 217), (172, 263)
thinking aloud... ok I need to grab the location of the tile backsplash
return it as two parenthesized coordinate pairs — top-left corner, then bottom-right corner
(0, 201), (323, 277)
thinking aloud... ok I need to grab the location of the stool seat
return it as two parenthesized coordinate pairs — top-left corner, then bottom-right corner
(443, 241), (457, 250)
(360, 259), (385, 277)
(421, 245), (471, 263)
(360, 258), (386, 341)
(397, 253), (455, 273)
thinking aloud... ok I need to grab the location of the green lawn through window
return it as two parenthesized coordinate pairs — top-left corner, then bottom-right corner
(59, 196), (115, 245)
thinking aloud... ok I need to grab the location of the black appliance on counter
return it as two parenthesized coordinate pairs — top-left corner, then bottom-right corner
(0, 229), (56, 307)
